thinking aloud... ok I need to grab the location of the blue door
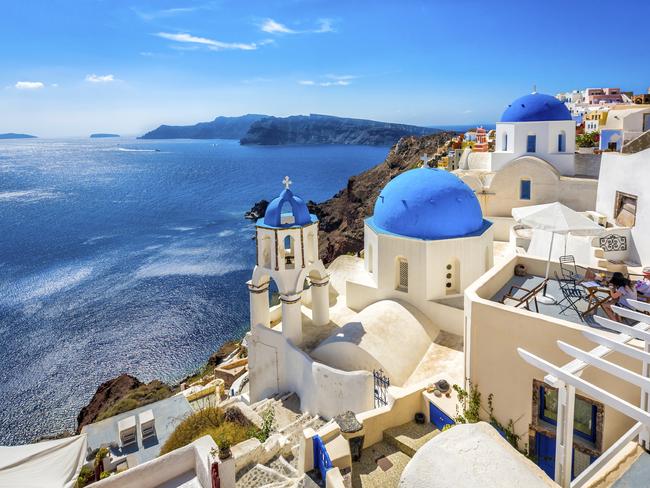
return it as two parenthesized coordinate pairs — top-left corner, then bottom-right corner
(535, 432), (555, 479)
(429, 402), (455, 430)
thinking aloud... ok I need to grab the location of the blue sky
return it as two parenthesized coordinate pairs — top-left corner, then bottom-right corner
(2, 0), (649, 137)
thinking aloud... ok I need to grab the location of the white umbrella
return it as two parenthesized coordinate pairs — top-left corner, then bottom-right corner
(512, 202), (605, 303)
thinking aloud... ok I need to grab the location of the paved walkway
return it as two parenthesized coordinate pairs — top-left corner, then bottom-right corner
(350, 441), (411, 488)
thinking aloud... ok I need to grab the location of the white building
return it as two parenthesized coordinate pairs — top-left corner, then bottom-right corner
(247, 170), (493, 420)
(482, 92), (577, 176)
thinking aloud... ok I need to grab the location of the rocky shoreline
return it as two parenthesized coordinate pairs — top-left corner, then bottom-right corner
(74, 340), (241, 435)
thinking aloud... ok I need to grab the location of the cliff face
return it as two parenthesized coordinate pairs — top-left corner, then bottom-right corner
(310, 131), (457, 263)
(76, 374), (173, 432)
(140, 114), (266, 140)
(240, 114), (439, 146)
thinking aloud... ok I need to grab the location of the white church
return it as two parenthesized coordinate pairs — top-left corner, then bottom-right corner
(246, 169), (493, 419)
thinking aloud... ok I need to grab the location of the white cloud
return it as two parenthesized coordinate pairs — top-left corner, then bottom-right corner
(85, 74), (115, 83)
(298, 74), (355, 87)
(261, 19), (295, 34)
(155, 32), (261, 51)
(15, 81), (44, 90)
(260, 18), (335, 35)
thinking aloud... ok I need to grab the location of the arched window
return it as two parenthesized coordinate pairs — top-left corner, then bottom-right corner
(283, 235), (295, 269)
(396, 257), (408, 291)
(557, 131), (566, 152)
(502, 132), (508, 151)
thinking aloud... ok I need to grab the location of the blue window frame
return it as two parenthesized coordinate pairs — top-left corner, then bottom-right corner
(539, 386), (597, 443)
(558, 133), (566, 152)
(520, 180), (531, 200)
(527, 134), (537, 153)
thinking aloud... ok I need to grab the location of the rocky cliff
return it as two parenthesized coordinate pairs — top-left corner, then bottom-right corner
(140, 114), (266, 140)
(240, 114), (439, 146)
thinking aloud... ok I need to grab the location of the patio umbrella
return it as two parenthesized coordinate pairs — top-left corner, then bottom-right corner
(512, 202), (605, 303)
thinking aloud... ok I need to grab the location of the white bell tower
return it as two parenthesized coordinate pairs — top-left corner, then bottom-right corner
(247, 176), (329, 345)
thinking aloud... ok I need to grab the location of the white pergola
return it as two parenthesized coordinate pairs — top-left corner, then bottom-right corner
(518, 299), (650, 488)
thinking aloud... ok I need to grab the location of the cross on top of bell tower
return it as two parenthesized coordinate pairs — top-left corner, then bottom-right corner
(282, 175), (292, 190)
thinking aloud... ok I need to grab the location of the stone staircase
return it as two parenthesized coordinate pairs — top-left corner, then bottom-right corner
(235, 393), (326, 488)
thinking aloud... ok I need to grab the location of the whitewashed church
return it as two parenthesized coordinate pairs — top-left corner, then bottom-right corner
(246, 170), (493, 418)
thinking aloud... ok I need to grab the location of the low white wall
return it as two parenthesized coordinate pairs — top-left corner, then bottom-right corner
(251, 324), (374, 419)
(486, 216), (515, 242)
(93, 436), (217, 488)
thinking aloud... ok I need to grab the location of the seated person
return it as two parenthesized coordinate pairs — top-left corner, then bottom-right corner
(636, 267), (650, 300)
(603, 272), (638, 322)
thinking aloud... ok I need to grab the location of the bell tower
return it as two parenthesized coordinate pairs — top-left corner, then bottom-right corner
(248, 176), (329, 345)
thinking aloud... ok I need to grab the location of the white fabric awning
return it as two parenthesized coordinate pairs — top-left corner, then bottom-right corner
(0, 434), (88, 488)
(512, 202), (604, 236)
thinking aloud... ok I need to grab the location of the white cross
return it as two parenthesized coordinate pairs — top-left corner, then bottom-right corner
(420, 154), (429, 166)
(282, 175), (292, 190)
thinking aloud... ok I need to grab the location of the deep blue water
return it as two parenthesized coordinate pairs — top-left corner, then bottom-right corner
(0, 138), (388, 445)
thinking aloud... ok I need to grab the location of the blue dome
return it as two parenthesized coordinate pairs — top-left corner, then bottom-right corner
(263, 188), (312, 228)
(371, 168), (485, 240)
(501, 92), (572, 122)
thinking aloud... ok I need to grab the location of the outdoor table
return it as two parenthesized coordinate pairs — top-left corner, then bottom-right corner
(580, 281), (612, 316)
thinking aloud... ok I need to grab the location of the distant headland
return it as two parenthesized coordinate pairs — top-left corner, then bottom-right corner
(0, 133), (37, 139)
(140, 113), (440, 146)
(90, 133), (120, 138)
(139, 114), (266, 140)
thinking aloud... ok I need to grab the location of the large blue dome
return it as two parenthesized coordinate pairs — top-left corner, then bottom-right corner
(371, 168), (485, 240)
(501, 92), (572, 122)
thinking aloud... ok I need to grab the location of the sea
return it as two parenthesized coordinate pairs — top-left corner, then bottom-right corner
(0, 137), (389, 445)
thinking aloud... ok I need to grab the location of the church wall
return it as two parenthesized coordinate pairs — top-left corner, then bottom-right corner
(492, 120), (577, 176)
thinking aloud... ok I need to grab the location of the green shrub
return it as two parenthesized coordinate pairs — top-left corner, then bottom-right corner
(160, 407), (257, 456)
(96, 382), (172, 421)
(75, 465), (94, 488)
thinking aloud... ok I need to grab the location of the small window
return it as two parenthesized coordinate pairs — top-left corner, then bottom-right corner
(558, 132), (566, 152)
(502, 133), (508, 151)
(520, 180), (532, 200)
(527, 134), (537, 153)
(396, 258), (408, 291)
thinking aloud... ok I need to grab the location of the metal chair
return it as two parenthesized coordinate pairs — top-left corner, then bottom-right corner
(554, 272), (587, 322)
(559, 255), (581, 281)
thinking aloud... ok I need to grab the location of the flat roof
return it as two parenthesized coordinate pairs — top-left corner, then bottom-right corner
(81, 395), (193, 465)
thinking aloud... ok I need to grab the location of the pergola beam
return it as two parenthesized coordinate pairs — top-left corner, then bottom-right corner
(595, 315), (650, 342)
(582, 330), (650, 363)
(557, 341), (650, 391)
(518, 348), (650, 426)
(612, 305), (650, 324)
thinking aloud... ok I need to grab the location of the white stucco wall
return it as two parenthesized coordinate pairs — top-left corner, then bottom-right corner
(596, 148), (650, 264)
(311, 300), (438, 386)
(248, 324), (374, 419)
(491, 120), (577, 176)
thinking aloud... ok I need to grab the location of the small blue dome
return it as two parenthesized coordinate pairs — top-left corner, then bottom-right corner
(372, 168), (484, 240)
(501, 92), (572, 122)
(263, 188), (312, 228)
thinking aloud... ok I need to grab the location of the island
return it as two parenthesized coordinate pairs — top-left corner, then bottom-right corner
(90, 133), (120, 138)
(0, 133), (37, 139)
(139, 114), (267, 140)
(239, 114), (440, 146)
